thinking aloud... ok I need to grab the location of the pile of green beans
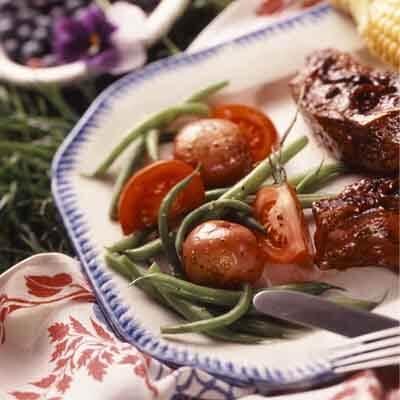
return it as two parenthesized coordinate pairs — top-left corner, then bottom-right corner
(97, 81), (366, 342)
(106, 254), (377, 341)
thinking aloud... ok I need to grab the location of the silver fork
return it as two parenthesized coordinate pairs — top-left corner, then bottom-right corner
(253, 327), (400, 395)
(326, 326), (400, 374)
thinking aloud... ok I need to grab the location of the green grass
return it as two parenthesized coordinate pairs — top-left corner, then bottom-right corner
(0, 85), (79, 271)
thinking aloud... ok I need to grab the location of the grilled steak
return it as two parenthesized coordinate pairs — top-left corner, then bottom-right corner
(290, 49), (400, 175)
(312, 177), (399, 270)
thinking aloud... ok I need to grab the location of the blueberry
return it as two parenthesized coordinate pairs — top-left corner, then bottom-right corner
(47, 0), (63, 5)
(41, 53), (57, 67)
(65, 0), (87, 15)
(16, 8), (37, 24)
(0, 0), (17, 12)
(29, 0), (48, 8)
(21, 40), (45, 60)
(0, 17), (13, 40)
(17, 24), (33, 41)
(36, 15), (51, 28)
(50, 6), (65, 19)
(3, 38), (20, 59)
(32, 26), (48, 42)
(15, 1), (32, 13)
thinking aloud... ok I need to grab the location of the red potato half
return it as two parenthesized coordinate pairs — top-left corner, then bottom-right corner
(173, 118), (252, 188)
(182, 220), (264, 289)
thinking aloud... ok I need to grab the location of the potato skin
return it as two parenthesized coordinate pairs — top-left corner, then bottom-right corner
(182, 220), (264, 289)
(173, 118), (252, 188)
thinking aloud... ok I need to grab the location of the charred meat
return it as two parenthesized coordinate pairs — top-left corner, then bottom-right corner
(312, 177), (399, 270)
(290, 49), (400, 175)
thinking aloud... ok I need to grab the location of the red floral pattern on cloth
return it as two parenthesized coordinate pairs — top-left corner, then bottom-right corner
(0, 254), (398, 400)
(0, 271), (94, 344)
(10, 317), (158, 400)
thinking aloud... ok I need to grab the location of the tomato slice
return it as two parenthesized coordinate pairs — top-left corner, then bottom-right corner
(254, 183), (313, 264)
(118, 160), (205, 234)
(213, 104), (278, 163)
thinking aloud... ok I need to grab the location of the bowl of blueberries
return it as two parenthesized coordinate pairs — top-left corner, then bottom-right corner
(0, 0), (189, 85)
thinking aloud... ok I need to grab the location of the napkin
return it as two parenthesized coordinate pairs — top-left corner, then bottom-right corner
(0, 254), (398, 400)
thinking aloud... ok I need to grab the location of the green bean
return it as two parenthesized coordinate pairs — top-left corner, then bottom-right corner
(186, 81), (229, 103)
(107, 253), (167, 304)
(205, 187), (227, 201)
(132, 272), (342, 307)
(273, 281), (344, 295)
(161, 294), (262, 343)
(105, 250), (164, 305)
(140, 261), (170, 306)
(106, 230), (148, 253)
(244, 193), (335, 208)
(289, 162), (347, 191)
(133, 272), (240, 306)
(327, 294), (378, 311)
(148, 265), (262, 343)
(297, 193), (336, 208)
(232, 296), (377, 338)
(161, 284), (252, 334)
(206, 161), (345, 201)
(145, 129), (160, 162)
(229, 214), (266, 234)
(104, 251), (133, 280)
(108, 136), (145, 220)
(175, 199), (252, 258)
(158, 168), (200, 272)
(245, 193), (335, 207)
(90, 102), (209, 177)
(231, 317), (297, 339)
(220, 136), (308, 200)
(124, 238), (163, 261)
(243, 192), (335, 207)
(296, 159), (325, 194)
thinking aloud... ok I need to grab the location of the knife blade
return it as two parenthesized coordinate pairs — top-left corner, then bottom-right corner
(253, 290), (399, 337)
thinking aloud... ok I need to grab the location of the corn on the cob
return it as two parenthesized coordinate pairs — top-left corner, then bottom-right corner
(330, 0), (400, 71)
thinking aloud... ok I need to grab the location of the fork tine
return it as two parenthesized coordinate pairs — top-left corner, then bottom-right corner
(329, 326), (400, 352)
(332, 346), (400, 368)
(357, 326), (400, 343)
(333, 356), (400, 374)
(328, 336), (400, 361)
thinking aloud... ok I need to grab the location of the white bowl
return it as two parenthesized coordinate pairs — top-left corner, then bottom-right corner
(0, 0), (189, 86)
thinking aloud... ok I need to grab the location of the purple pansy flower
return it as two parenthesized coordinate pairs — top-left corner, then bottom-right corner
(53, 2), (147, 74)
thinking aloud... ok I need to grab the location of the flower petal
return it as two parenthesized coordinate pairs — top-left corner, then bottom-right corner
(79, 5), (116, 46)
(85, 47), (120, 73)
(53, 17), (90, 63)
(106, 2), (148, 74)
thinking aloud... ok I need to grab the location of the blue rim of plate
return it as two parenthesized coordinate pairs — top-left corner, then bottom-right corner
(52, 3), (337, 388)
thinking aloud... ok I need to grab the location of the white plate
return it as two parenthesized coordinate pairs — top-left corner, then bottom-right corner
(52, 4), (399, 388)
(190, 0), (321, 52)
